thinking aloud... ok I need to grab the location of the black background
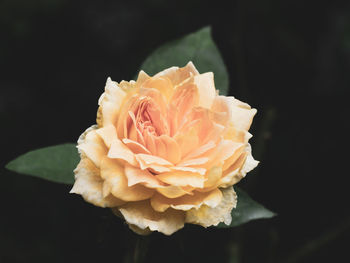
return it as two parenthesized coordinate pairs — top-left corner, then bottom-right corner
(1, 0), (350, 262)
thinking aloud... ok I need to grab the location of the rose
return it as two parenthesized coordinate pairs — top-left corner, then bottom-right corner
(70, 62), (258, 235)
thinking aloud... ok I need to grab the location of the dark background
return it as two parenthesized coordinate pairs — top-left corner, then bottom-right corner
(1, 0), (350, 262)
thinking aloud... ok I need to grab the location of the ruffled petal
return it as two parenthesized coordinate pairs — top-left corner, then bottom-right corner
(77, 126), (107, 168)
(100, 157), (154, 202)
(70, 158), (124, 207)
(156, 170), (205, 188)
(194, 72), (216, 109)
(97, 77), (128, 127)
(151, 188), (222, 212)
(124, 164), (163, 188)
(96, 124), (118, 148)
(212, 96), (257, 131)
(108, 139), (138, 166)
(185, 187), (237, 227)
(154, 61), (199, 86)
(115, 200), (185, 235)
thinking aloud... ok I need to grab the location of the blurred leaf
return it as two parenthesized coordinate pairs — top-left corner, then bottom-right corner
(217, 187), (276, 228)
(5, 143), (78, 184)
(139, 26), (229, 95)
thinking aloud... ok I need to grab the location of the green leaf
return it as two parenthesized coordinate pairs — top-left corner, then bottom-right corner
(139, 26), (230, 95)
(217, 187), (276, 228)
(5, 143), (78, 185)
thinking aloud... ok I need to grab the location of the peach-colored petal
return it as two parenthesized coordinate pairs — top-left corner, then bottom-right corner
(136, 153), (173, 166)
(185, 187), (237, 227)
(172, 166), (206, 176)
(98, 77), (127, 127)
(194, 72), (216, 109)
(154, 61), (199, 86)
(184, 140), (216, 160)
(151, 188), (222, 212)
(70, 158), (125, 207)
(140, 77), (173, 103)
(108, 139), (138, 166)
(136, 70), (151, 88)
(213, 96), (257, 131)
(124, 164), (163, 188)
(173, 126), (199, 158)
(159, 135), (181, 164)
(77, 126), (107, 168)
(115, 200), (185, 235)
(219, 152), (248, 187)
(100, 157), (154, 201)
(156, 185), (189, 198)
(156, 171), (205, 188)
(96, 125), (118, 148)
(122, 138), (151, 154)
(178, 157), (209, 167)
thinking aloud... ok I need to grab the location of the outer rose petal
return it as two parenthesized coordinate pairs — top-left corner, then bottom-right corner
(219, 144), (259, 187)
(151, 188), (222, 212)
(77, 126), (107, 168)
(70, 158), (125, 207)
(100, 157), (154, 202)
(97, 77), (128, 127)
(212, 96), (257, 131)
(185, 187), (237, 227)
(115, 200), (185, 236)
(154, 61), (199, 86)
(194, 72), (216, 109)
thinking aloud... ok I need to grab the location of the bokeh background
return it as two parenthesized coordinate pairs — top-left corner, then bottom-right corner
(1, 0), (350, 262)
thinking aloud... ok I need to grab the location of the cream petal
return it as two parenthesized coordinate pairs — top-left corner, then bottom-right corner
(154, 61), (199, 86)
(70, 158), (124, 207)
(151, 188), (222, 212)
(219, 152), (248, 187)
(136, 154), (173, 166)
(108, 139), (138, 166)
(172, 166), (206, 176)
(122, 138), (151, 154)
(156, 185), (189, 198)
(115, 200), (185, 235)
(212, 96), (257, 131)
(194, 72), (216, 109)
(159, 135), (181, 164)
(184, 140), (216, 160)
(156, 171), (205, 188)
(124, 164), (163, 188)
(185, 186), (237, 227)
(96, 125), (118, 148)
(178, 157), (209, 167)
(240, 145), (259, 176)
(98, 77), (127, 127)
(77, 126), (107, 168)
(100, 157), (154, 202)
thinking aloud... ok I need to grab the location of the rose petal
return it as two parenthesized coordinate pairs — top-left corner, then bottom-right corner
(122, 138), (151, 154)
(185, 186), (237, 227)
(172, 166), (206, 175)
(154, 61), (199, 86)
(115, 200), (185, 236)
(124, 164), (163, 188)
(156, 171), (206, 188)
(77, 126), (107, 168)
(96, 125), (118, 148)
(151, 188), (222, 212)
(213, 96), (257, 131)
(108, 139), (138, 166)
(100, 157), (154, 201)
(70, 158), (125, 207)
(156, 185), (189, 198)
(98, 77), (127, 127)
(194, 72), (216, 109)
